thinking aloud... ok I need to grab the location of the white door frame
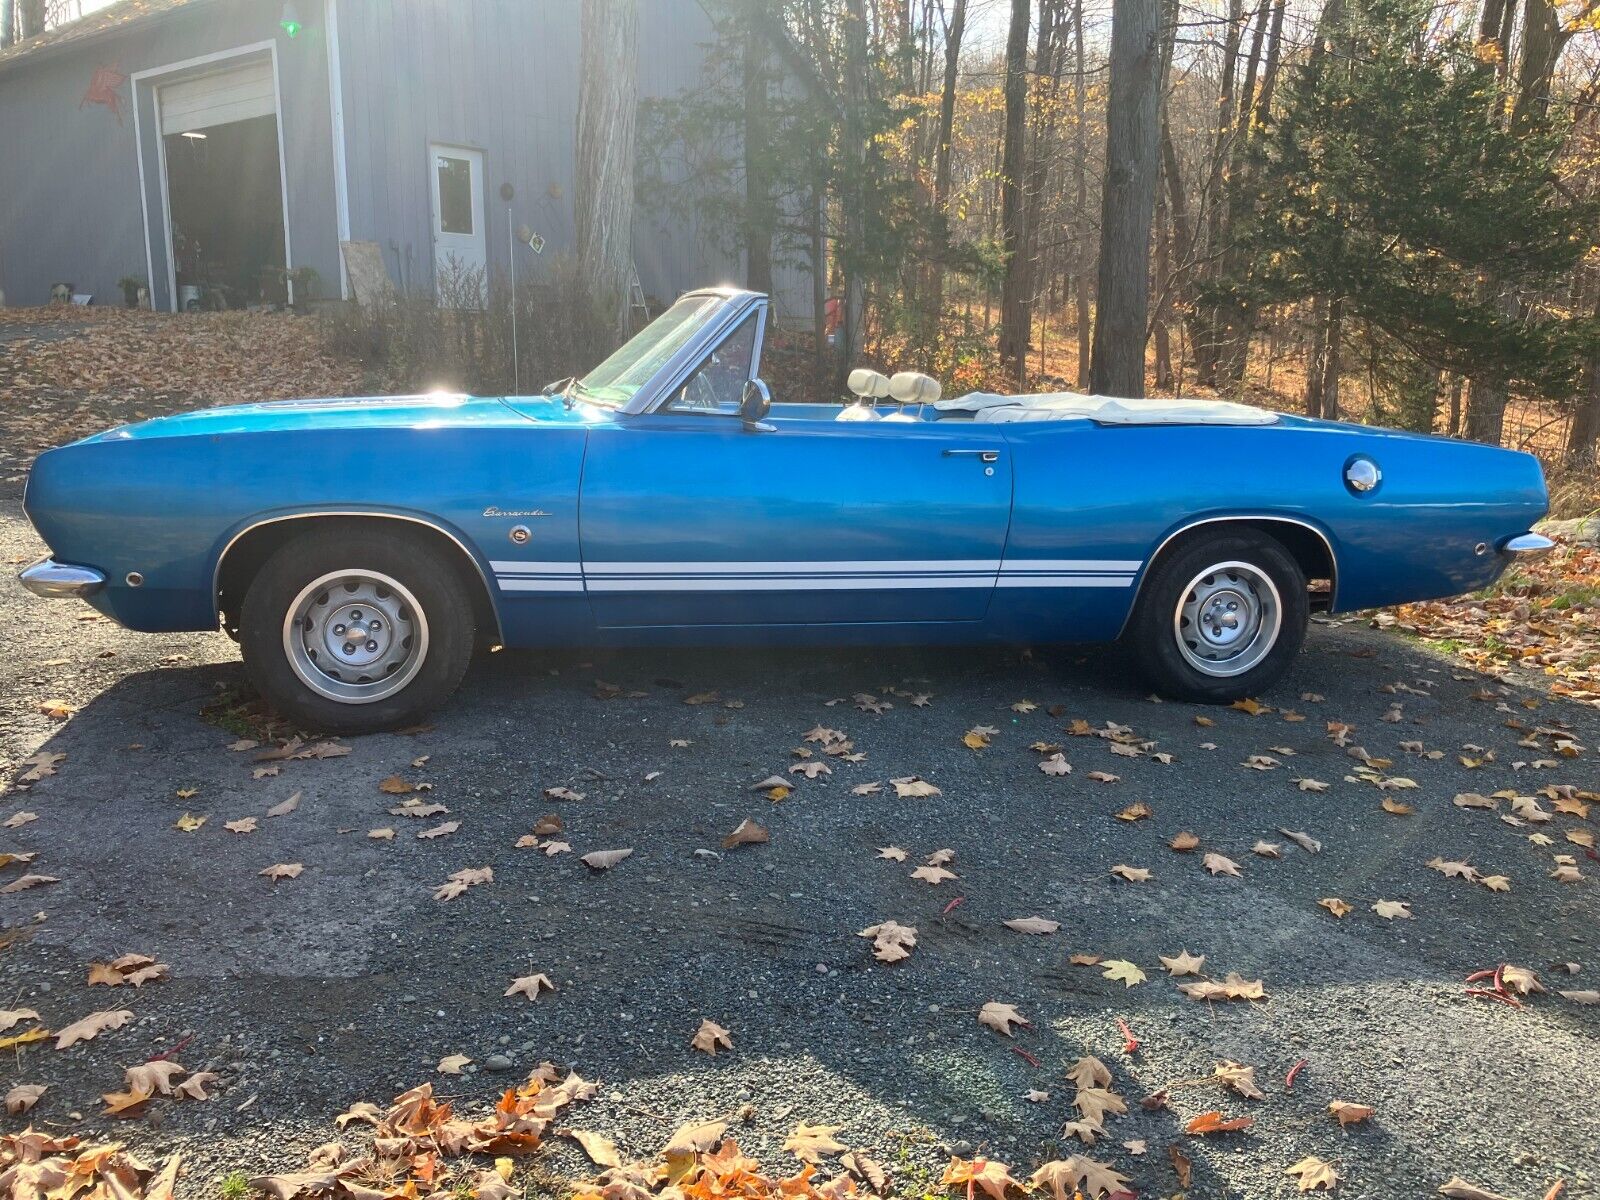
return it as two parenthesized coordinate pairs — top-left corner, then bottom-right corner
(427, 142), (487, 307)
(131, 41), (294, 312)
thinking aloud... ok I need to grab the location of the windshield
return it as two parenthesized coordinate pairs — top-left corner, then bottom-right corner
(576, 294), (726, 407)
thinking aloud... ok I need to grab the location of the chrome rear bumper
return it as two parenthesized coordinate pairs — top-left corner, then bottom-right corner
(1500, 532), (1555, 556)
(18, 557), (106, 598)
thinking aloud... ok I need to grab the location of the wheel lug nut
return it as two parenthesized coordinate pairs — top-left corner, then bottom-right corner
(333, 624), (346, 635)
(351, 610), (362, 620)
(343, 642), (355, 654)
(365, 640), (378, 651)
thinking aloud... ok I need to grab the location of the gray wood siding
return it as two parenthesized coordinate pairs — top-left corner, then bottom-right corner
(0, 0), (341, 309)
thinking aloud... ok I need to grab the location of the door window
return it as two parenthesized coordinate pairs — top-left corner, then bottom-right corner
(664, 314), (760, 415)
(436, 156), (474, 234)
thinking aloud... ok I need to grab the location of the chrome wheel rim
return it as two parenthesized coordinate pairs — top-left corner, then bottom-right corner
(282, 570), (429, 704)
(1173, 560), (1281, 678)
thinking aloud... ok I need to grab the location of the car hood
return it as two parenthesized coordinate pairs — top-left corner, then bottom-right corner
(74, 393), (595, 444)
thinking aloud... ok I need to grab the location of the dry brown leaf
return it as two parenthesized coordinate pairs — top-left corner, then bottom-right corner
(690, 1018), (733, 1055)
(784, 1123), (847, 1163)
(1286, 1156), (1339, 1192)
(4, 1083), (45, 1115)
(1159, 949), (1205, 976)
(1203, 852), (1242, 877)
(1002, 916), (1059, 935)
(1329, 1099), (1375, 1127)
(722, 819), (769, 849)
(581, 848), (633, 870)
(977, 1001), (1029, 1036)
(505, 973), (556, 1002)
(54, 1009), (134, 1050)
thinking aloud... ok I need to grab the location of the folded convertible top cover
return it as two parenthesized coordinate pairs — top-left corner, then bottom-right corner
(937, 391), (1279, 426)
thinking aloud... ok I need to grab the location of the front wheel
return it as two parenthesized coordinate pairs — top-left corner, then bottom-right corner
(239, 528), (475, 734)
(1125, 532), (1308, 703)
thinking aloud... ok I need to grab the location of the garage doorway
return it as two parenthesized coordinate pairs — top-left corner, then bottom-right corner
(157, 58), (290, 310)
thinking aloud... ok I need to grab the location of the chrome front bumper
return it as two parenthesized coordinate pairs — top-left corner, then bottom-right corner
(1500, 532), (1556, 556)
(18, 557), (106, 598)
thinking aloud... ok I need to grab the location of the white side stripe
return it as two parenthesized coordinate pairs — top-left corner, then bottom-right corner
(489, 558), (1143, 592)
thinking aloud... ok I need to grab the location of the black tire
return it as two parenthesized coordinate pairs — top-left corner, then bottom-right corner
(239, 527), (475, 734)
(1126, 531), (1308, 703)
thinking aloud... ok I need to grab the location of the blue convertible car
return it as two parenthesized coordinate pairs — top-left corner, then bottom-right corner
(21, 288), (1552, 733)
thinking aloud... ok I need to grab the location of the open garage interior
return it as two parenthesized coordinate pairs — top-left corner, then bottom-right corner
(159, 59), (286, 311)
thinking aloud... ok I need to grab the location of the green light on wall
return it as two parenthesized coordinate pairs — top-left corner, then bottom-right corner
(280, 1), (302, 37)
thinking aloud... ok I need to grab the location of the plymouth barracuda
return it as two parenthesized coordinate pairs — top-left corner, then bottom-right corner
(20, 287), (1552, 733)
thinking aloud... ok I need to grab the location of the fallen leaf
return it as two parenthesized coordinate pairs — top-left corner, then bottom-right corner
(1203, 852), (1242, 877)
(978, 1001), (1029, 1036)
(224, 817), (258, 834)
(563, 1129), (622, 1169)
(1319, 897), (1353, 918)
(1002, 916), (1059, 935)
(1110, 863), (1151, 882)
(1169, 831), (1200, 852)
(1372, 899), (1413, 920)
(54, 1009), (134, 1050)
(910, 864), (957, 884)
(1159, 949), (1205, 976)
(784, 1123), (847, 1163)
(4, 1083), (45, 1114)
(1286, 1155), (1339, 1191)
(1214, 1061), (1264, 1100)
(859, 920), (918, 963)
(260, 863), (303, 881)
(722, 819), (769, 849)
(581, 848), (633, 870)
(504, 974), (555, 1002)
(690, 1018), (732, 1055)
(173, 813), (207, 832)
(1329, 1099), (1374, 1127)
(266, 791), (301, 818)
(1184, 1110), (1254, 1135)
(1100, 959), (1146, 987)
(437, 1054), (471, 1074)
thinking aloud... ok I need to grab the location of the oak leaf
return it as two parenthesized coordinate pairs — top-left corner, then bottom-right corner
(1372, 899), (1412, 920)
(260, 863), (303, 881)
(1319, 897), (1353, 918)
(690, 1018), (733, 1055)
(102, 1087), (154, 1118)
(876, 846), (907, 861)
(1038, 754), (1072, 776)
(1110, 864), (1151, 882)
(0, 1008), (40, 1031)
(0, 873), (59, 893)
(1203, 852), (1242, 877)
(125, 1060), (186, 1096)
(859, 920), (918, 963)
(55, 1009), (134, 1050)
(910, 864), (957, 885)
(225, 817), (258, 834)
(1169, 830), (1200, 852)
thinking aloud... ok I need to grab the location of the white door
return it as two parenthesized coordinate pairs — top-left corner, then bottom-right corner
(428, 144), (486, 307)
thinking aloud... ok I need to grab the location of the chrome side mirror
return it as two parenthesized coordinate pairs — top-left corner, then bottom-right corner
(741, 377), (773, 430)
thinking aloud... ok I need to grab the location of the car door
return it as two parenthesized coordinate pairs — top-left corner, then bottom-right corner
(578, 365), (1013, 628)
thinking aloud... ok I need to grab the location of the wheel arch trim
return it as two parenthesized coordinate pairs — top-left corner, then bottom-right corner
(211, 509), (504, 643)
(1118, 513), (1339, 640)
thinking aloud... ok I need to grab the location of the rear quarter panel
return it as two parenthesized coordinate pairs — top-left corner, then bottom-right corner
(24, 423), (588, 636)
(993, 417), (1547, 641)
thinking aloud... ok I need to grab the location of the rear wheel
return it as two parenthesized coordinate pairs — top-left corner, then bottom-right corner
(239, 528), (474, 734)
(1127, 532), (1308, 703)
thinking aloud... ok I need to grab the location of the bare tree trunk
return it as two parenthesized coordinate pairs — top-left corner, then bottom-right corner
(1303, 296), (1328, 418)
(810, 169), (828, 394)
(926, 0), (968, 347)
(1319, 297), (1343, 421)
(1071, 0), (1090, 389)
(835, 0), (871, 388)
(1088, 0), (1161, 398)
(997, 0), (1032, 378)
(743, 16), (775, 296)
(576, 0), (639, 338)
(1019, 0), (1063, 384)
(1564, 287), (1600, 459)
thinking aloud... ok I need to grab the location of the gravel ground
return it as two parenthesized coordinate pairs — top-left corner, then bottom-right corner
(2, 371), (1598, 1200)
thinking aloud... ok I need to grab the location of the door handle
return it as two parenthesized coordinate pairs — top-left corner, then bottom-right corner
(943, 449), (1001, 463)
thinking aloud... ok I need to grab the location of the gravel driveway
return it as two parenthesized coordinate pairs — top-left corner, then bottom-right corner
(2, 382), (1597, 1200)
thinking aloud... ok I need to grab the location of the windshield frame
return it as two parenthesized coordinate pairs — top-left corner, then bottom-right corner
(577, 288), (767, 417)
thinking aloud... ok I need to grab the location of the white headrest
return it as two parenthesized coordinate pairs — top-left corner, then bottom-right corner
(847, 369), (891, 399)
(889, 371), (941, 404)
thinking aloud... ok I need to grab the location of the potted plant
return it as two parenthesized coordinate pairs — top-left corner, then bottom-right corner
(118, 275), (146, 308)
